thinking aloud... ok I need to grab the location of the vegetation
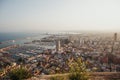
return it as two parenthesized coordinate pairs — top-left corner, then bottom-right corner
(17, 57), (25, 64)
(8, 67), (32, 80)
(0, 61), (11, 68)
(50, 58), (89, 80)
(0, 69), (3, 75)
(68, 58), (89, 80)
(50, 76), (67, 80)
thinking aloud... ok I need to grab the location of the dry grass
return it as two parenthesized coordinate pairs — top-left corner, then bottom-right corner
(27, 72), (120, 80)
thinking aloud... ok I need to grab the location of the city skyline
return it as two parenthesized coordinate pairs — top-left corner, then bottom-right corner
(1, 0), (120, 32)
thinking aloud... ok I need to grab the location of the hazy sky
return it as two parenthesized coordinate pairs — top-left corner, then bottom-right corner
(0, 0), (120, 32)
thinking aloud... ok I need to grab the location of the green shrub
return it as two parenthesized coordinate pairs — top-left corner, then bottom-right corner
(8, 67), (32, 80)
(68, 58), (89, 80)
(69, 73), (88, 80)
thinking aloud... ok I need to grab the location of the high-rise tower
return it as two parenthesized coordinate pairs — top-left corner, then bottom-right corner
(56, 40), (61, 51)
(114, 33), (117, 41)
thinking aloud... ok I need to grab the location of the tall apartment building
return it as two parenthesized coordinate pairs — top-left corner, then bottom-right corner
(56, 40), (61, 52)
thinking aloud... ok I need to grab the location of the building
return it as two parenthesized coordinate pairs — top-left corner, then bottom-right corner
(56, 40), (61, 52)
(114, 33), (117, 41)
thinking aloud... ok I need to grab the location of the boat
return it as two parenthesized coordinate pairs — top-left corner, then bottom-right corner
(12, 40), (15, 43)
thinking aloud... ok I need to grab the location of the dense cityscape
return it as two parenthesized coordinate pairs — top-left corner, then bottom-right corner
(0, 32), (120, 79)
(1, 0), (120, 80)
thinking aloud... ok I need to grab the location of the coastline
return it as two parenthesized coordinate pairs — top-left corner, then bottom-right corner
(0, 34), (49, 49)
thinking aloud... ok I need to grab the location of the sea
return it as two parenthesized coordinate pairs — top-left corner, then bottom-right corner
(0, 32), (48, 49)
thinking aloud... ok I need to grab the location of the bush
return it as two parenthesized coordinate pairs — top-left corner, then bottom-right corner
(8, 67), (32, 80)
(69, 73), (88, 80)
(68, 58), (89, 80)
(50, 76), (68, 80)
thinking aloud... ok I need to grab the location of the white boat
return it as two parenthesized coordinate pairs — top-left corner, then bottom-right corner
(12, 40), (15, 43)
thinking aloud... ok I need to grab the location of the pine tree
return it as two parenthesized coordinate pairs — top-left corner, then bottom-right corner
(68, 58), (89, 80)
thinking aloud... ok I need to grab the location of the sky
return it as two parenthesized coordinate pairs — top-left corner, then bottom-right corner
(0, 0), (120, 32)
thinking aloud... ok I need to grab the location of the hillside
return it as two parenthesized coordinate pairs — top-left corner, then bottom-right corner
(27, 72), (120, 80)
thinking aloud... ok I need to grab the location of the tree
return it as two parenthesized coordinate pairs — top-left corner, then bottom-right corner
(17, 57), (25, 64)
(8, 67), (32, 80)
(68, 58), (89, 80)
